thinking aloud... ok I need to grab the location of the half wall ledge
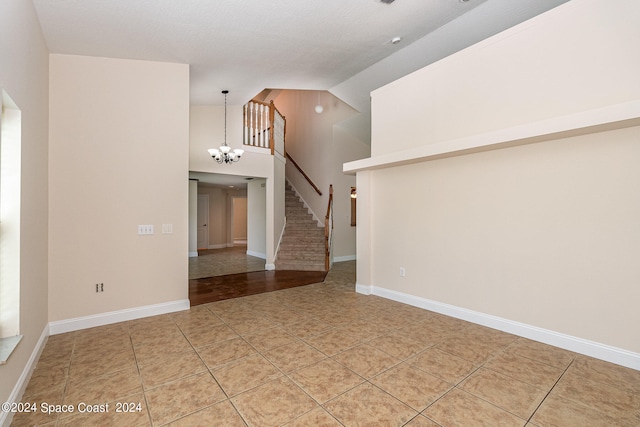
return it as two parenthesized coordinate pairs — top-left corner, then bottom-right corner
(343, 100), (640, 174)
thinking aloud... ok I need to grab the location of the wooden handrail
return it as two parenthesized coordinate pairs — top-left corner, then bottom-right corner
(324, 184), (334, 271)
(251, 99), (270, 108)
(286, 153), (322, 196)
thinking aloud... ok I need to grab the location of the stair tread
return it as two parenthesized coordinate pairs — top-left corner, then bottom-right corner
(277, 183), (328, 271)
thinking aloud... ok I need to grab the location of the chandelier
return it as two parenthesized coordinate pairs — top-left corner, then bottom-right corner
(208, 90), (244, 164)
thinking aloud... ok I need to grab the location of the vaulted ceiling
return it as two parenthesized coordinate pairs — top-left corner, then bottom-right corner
(32, 0), (568, 107)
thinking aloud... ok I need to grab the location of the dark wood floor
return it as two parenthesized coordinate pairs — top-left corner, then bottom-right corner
(189, 270), (328, 306)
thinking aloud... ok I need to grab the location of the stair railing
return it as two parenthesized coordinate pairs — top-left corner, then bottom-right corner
(243, 100), (286, 157)
(325, 184), (334, 271)
(286, 153), (322, 196)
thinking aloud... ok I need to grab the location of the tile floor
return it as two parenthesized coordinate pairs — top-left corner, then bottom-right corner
(12, 262), (640, 426)
(189, 246), (265, 280)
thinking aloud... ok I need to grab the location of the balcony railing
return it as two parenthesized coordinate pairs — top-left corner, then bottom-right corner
(243, 100), (285, 157)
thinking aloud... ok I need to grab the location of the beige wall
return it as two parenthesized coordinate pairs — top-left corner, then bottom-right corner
(369, 127), (640, 352)
(0, 0), (50, 409)
(355, 0), (640, 362)
(371, 0), (640, 157)
(233, 197), (248, 241)
(188, 180), (198, 256)
(331, 125), (370, 259)
(48, 54), (189, 322)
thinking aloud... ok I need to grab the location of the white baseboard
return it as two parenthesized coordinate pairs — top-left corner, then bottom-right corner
(49, 299), (190, 335)
(334, 255), (356, 263)
(357, 284), (640, 371)
(1, 325), (49, 427)
(247, 250), (266, 259)
(355, 282), (372, 295)
(188, 251), (198, 257)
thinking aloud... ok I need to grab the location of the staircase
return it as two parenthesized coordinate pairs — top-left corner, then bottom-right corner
(276, 184), (326, 271)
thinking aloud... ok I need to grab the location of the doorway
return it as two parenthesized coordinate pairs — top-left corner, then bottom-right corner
(197, 194), (209, 250)
(231, 196), (247, 245)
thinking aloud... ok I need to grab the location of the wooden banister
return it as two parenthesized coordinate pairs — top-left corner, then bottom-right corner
(286, 153), (322, 196)
(243, 99), (286, 156)
(324, 184), (334, 271)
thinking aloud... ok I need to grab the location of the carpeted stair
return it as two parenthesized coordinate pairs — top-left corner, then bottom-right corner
(276, 184), (326, 271)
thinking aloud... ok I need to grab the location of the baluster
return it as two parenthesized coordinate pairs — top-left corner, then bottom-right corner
(251, 102), (256, 146)
(264, 104), (269, 148)
(267, 104), (272, 150)
(259, 103), (264, 147)
(263, 103), (268, 148)
(247, 102), (252, 146)
(254, 103), (259, 147)
(243, 103), (248, 146)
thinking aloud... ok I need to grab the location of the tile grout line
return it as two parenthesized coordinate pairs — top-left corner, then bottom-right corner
(525, 358), (574, 425)
(128, 328), (155, 427)
(169, 310), (247, 427)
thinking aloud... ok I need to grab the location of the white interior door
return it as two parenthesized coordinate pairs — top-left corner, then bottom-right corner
(197, 194), (209, 250)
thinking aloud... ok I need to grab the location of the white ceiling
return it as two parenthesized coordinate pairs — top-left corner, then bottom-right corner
(32, 0), (567, 106)
(31, 0), (569, 187)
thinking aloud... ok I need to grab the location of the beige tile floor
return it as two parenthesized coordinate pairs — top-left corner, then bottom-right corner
(12, 261), (640, 426)
(189, 246), (265, 279)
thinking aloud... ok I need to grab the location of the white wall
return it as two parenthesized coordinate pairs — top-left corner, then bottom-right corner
(0, 0), (50, 415)
(355, 0), (640, 366)
(48, 54), (190, 322)
(247, 179), (267, 259)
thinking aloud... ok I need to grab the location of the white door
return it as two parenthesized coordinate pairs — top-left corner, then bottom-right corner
(197, 194), (209, 250)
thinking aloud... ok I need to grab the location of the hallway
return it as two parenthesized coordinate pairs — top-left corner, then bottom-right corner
(189, 246), (265, 279)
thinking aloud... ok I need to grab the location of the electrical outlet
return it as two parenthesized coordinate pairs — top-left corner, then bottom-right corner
(400, 267), (406, 277)
(138, 224), (154, 235)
